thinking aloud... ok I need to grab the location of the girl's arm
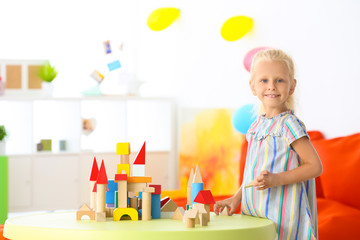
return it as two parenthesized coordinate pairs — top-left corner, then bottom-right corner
(255, 136), (323, 190)
(214, 185), (242, 215)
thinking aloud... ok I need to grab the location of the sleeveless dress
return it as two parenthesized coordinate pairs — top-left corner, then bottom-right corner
(241, 110), (318, 240)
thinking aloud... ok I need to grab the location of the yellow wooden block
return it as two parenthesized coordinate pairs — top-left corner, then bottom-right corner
(127, 176), (152, 183)
(117, 164), (130, 176)
(116, 143), (131, 155)
(113, 208), (138, 221)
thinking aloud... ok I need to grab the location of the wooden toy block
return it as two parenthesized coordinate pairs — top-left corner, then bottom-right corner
(142, 191), (152, 221)
(116, 142), (131, 155)
(95, 212), (106, 222)
(184, 209), (198, 228)
(76, 204), (95, 220)
(187, 168), (194, 206)
(96, 184), (107, 213)
(118, 180), (128, 208)
(193, 203), (208, 226)
(192, 183), (204, 204)
(117, 164), (130, 176)
(193, 190), (216, 204)
(106, 191), (115, 204)
(97, 160), (109, 185)
(160, 196), (170, 208)
(128, 182), (147, 193)
(106, 207), (114, 217)
(221, 206), (230, 216)
(133, 141), (146, 165)
(132, 164), (145, 177)
(113, 208), (139, 221)
(143, 187), (155, 193)
(89, 157), (99, 209)
(160, 212), (174, 219)
(149, 184), (161, 195)
(244, 179), (257, 188)
(151, 194), (161, 219)
(193, 164), (203, 183)
(171, 207), (185, 221)
(161, 199), (178, 212)
(130, 197), (139, 211)
(107, 180), (118, 191)
(127, 176), (152, 183)
(120, 155), (130, 164)
(115, 173), (127, 182)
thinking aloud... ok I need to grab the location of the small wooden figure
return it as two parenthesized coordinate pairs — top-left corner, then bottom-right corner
(220, 206), (230, 216)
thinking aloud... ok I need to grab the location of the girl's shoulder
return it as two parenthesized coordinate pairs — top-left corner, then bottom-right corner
(246, 111), (307, 142)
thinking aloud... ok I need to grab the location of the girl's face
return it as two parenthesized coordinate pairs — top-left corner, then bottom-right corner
(250, 59), (296, 115)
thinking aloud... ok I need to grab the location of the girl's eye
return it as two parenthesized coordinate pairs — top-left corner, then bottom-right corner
(277, 79), (284, 83)
(260, 79), (267, 83)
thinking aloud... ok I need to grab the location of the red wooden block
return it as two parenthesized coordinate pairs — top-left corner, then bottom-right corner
(161, 196), (170, 208)
(194, 190), (216, 204)
(149, 184), (161, 195)
(115, 174), (127, 181)
(133, 141), (146, 165)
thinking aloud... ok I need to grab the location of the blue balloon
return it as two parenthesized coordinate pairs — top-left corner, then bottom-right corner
(232, 104), (257, 134)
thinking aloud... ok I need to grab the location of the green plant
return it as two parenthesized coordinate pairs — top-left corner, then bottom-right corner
(0, 126), (7, 141)
(39, 61), (58, 83)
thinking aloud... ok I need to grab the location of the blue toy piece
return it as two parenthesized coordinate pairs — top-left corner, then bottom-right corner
(107, 180), (118, 192)
(151, 194), (161, 219)
(192, 182), (204, 204)
(106, 191), (115, 204)
(107, 60), (121, 71)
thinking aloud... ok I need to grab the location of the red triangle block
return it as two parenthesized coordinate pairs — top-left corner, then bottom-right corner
(193, 190), (216, 204)
(133, 141), (146, 165)
(96, 160), (108, 185)
(161, 196), (170, 208)
(89, 157), (99, 181)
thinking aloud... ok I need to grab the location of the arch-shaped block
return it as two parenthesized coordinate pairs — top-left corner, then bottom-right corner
(113, 208), (138, 221)
(76, 211), (95, 220)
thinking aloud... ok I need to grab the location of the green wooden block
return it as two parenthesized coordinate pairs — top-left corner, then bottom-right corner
(41, 139), (52, 151)
(115, 191), (118, 208)
(0, 156), (8, 224)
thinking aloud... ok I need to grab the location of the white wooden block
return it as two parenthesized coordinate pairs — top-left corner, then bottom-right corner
(132, 165), (145, 177)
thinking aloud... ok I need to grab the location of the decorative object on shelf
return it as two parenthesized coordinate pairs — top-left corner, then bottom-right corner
(59, 140), (67, 151)
(40, 139), (52, 151)
(0, 125), (8, 155)
(82, 118), (97, 136)
(0, 59), (45, 95)
(37, 142), (44, 152)
(39, 61), (58, 97)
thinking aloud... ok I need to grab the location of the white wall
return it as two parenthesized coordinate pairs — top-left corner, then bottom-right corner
(1, 0), (359, 138)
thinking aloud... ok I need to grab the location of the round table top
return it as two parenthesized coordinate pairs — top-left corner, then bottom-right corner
(4, 211), (276, 240)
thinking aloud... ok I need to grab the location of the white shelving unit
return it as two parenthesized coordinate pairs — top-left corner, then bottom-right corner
(0, 95), (178, 212)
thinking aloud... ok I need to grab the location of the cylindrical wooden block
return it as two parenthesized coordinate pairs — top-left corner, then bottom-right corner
(142, 192), (152, 221)
(192, 183), (204, 204)
(96, 184), (106, 213)
(118, 181), (128, 208)
(120, 155), (129, 164)
(90, 181), (96, 210)
(185, 218), (195, 228)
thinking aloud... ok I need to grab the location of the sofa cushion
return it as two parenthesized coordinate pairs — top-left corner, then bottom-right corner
(317, 198), (360, 239)
(312, 133), (360, 209)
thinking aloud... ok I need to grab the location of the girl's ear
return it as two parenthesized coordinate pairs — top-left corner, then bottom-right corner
(289, 79), (297, 95)
(249, 80), (256, 95)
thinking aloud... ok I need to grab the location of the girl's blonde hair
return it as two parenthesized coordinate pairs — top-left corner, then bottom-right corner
(249, 49), (296, 112)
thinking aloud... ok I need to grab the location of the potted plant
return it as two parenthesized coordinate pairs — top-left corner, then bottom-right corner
(39, 61), (58, 96)
(0, 125), (8, 155)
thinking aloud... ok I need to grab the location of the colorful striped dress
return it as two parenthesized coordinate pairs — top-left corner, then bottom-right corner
(241, 110), (317, 240)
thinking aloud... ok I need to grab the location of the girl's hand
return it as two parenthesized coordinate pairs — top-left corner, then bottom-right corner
(255, 170), (281, 190)
(214, 196), (241, 216)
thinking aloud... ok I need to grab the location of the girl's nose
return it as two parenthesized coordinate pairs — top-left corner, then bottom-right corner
(267, 83), (276, 90)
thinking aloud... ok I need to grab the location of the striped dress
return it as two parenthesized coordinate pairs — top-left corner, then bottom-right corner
(241, 110), (317, 240)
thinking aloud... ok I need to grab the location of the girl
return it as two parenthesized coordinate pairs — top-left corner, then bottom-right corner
(214, 49), (323, 240)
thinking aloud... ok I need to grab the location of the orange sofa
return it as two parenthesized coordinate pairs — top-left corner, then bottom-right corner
(169, 131), (360, 239)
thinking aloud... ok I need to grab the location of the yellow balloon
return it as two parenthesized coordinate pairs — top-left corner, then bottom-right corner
(147, 7), (180, 31)
(221, 16), (253, 41)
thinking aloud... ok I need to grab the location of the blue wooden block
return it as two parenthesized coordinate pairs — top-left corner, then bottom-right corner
(151, 194), (161, 219)
(106, 191), (115, 204)
(139, 192), (142, 199)
(107, 60), (121, 71)
(192, 182), (204, 204)
(107, 180), (118, 192)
